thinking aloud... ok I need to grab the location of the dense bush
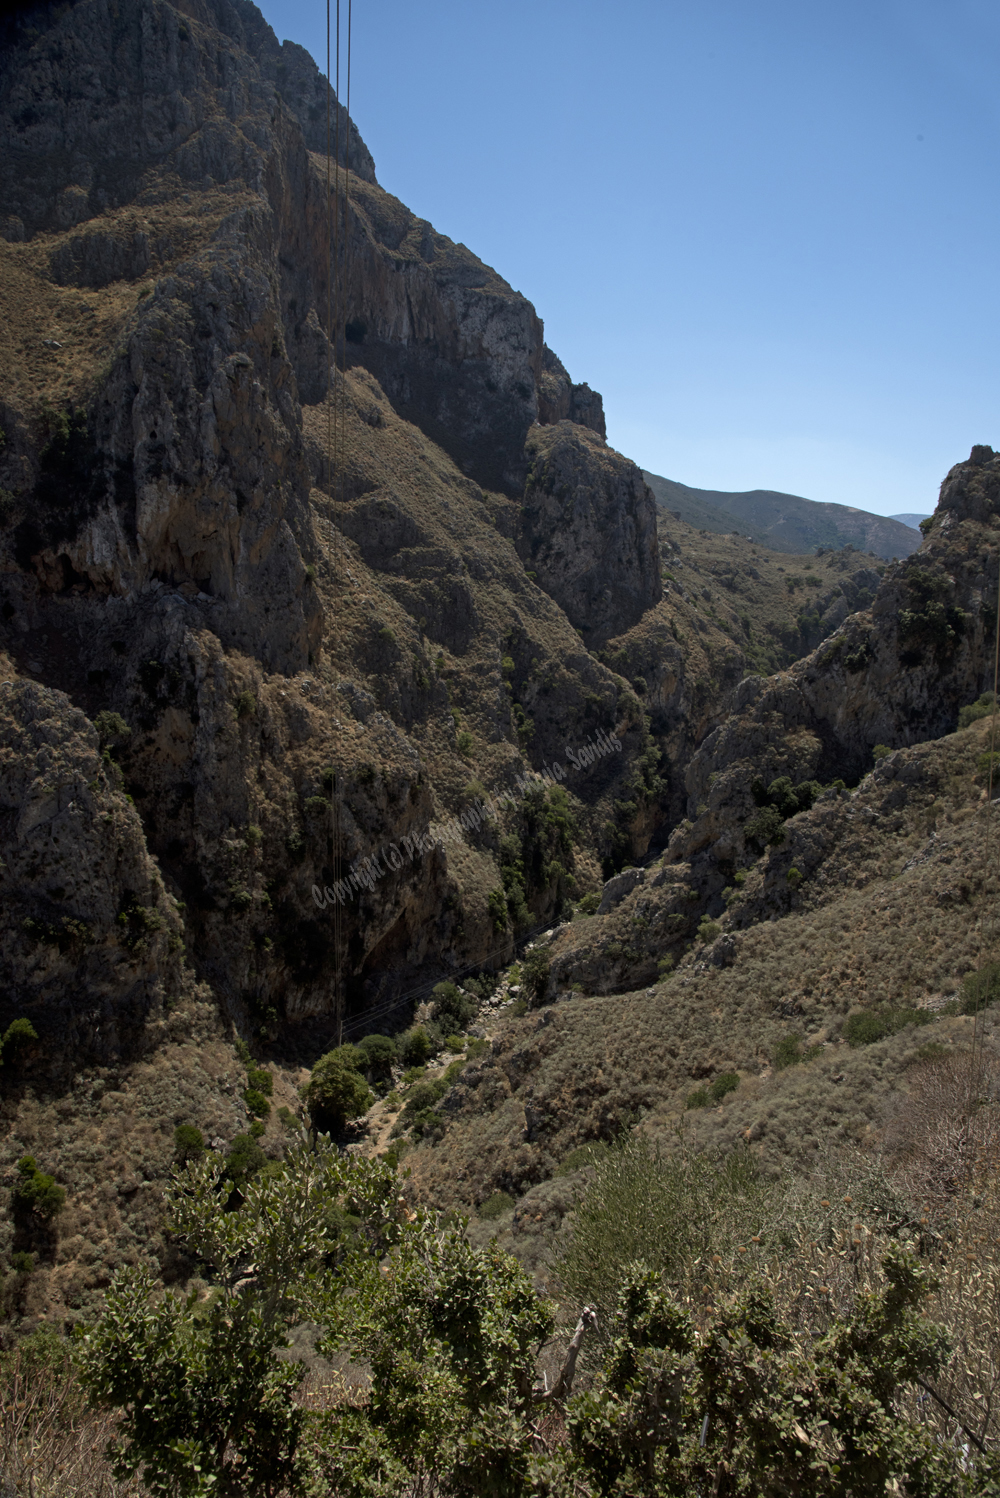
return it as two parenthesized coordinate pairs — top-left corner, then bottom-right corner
(478, 1190), (515, 1220)
(430, 981), (476, 1033)
(173, 1124), (204, 1164)
(246, 1066), (273, 1097)
(303, 1050), (373, 1134)
(843, 1006), (931, 1047)
(357, 1032), (398, 1079)
(222, 1133), (268, 1189)
(958, 691), (995, 729)
(960, 959), (1000, 1014)
(521, 947), (551, 1007)
(557, 1138), (776, 1344)
(243, 1087), (270, 1119)
(709, 1071), (739, 1101)
(11, 1155), (65, 1221)
(400, 1027), (433, 1067)
(744, 803), (786, 849)
(93, 710), (131, 748)
(0, 1016), (37, 1069)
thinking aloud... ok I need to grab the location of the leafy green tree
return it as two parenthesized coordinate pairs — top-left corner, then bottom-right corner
(11, 1155), (65, 1221)
(430, 981), (477, 1033)
(400, 1026), (433, 1067)
(0, 1016), (38, 1064)
(356, 1033), (397, 1080)
(303, 1049), (373, 1135)
(564, 1251), (993, 1496)
(744, 803), (786, 850)
(76, 1143), (406, 1498)
(93, 710), (131, 748)
(521, 947), (551, 1008)
(307, 1222), (554, 1498)
(174, 1125), (205, 1165)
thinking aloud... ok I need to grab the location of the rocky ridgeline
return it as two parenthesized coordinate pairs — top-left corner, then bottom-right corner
(1, 0), (997, 1076)
(0, 0), (663, 1056)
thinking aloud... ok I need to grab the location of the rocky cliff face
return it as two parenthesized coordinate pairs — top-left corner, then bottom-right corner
(520, 423), (661, 643)
(0, 676), (184, 1070)
(0, 0), (668, 1055)
(667, 445), (1000, 879)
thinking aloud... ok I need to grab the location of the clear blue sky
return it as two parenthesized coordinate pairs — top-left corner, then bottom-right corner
(254, 0), (999, 517)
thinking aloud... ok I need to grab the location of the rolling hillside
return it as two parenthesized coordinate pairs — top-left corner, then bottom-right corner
(644, 470), (922, 560)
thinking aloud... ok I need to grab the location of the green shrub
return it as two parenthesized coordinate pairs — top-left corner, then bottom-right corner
(430, 981), (476, 1032)
(709, 1071), (739, 1102)
(11, 1156), (65, 1220)
(0, 1016), (38, 1063)
(243, 1087), (271, 1118)
(93, 710), (131, 747)
(10, 1251), (34, 1274)
(246, 1066), (273, 1096)
(357, 1033), (398, 1078)
(521, 947), (551, 1007)
(456, 729), (474, 757)
(404, 1079), (447, 1115)
(960, 959), (1000, 1014)
(744, 804), (786, 850)
(303, 1051), (373, 1134)
(578, 891), (601, 915)
(977, 750), (1000, 778)
(657, 956), (674, 978)
(872, 743), (892, 762)
(444, 1034), (465, 1053)
(773, 1034), (804, 1070)
(478, 1190), (515, 1221)
(686, 1088), (710, 1110)
(400, 1027), (433, 1067)
(786, 866), (803, 888)
(174, 1124), (204, 1163)
(245, 824), (263, 848)
(488, 887), (509, 932)
(234, 690), (256, 720)
(557, 1136), (775, 1342)
(222, 1133), (268, 1190)
(958, 692), (995, 728)
(696, 918), (721, 944)
(843, 1006), (931, 1047)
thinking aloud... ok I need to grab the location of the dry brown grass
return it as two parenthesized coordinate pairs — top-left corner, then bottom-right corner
(0, 1346), (141, 1498)
(401, 720), (1000, 1230)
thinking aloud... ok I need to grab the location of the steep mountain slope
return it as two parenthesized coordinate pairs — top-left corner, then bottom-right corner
(0, 0), (846, 1105)
(644, 470), (922, 559)
(399, 449), (1000, 1232)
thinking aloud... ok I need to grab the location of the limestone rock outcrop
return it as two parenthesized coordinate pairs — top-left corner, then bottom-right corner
(537, 345), (606, 439)
(0, 679), (184, 1067)
(0, 0), (674, 1051)
(667, 446), (1000, 875)
(519, 422), (662, 643)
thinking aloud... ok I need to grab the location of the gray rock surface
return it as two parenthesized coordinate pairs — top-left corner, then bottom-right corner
(520, 422), (662, 642)
(0, 679), (183, 1065)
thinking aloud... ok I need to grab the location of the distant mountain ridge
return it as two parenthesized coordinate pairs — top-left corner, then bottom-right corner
(891, 512), (932, 530)
(643, 471), (922, 560)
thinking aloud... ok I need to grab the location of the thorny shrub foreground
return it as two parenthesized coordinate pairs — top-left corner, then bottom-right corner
(65, 1139), (1000, 1498)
